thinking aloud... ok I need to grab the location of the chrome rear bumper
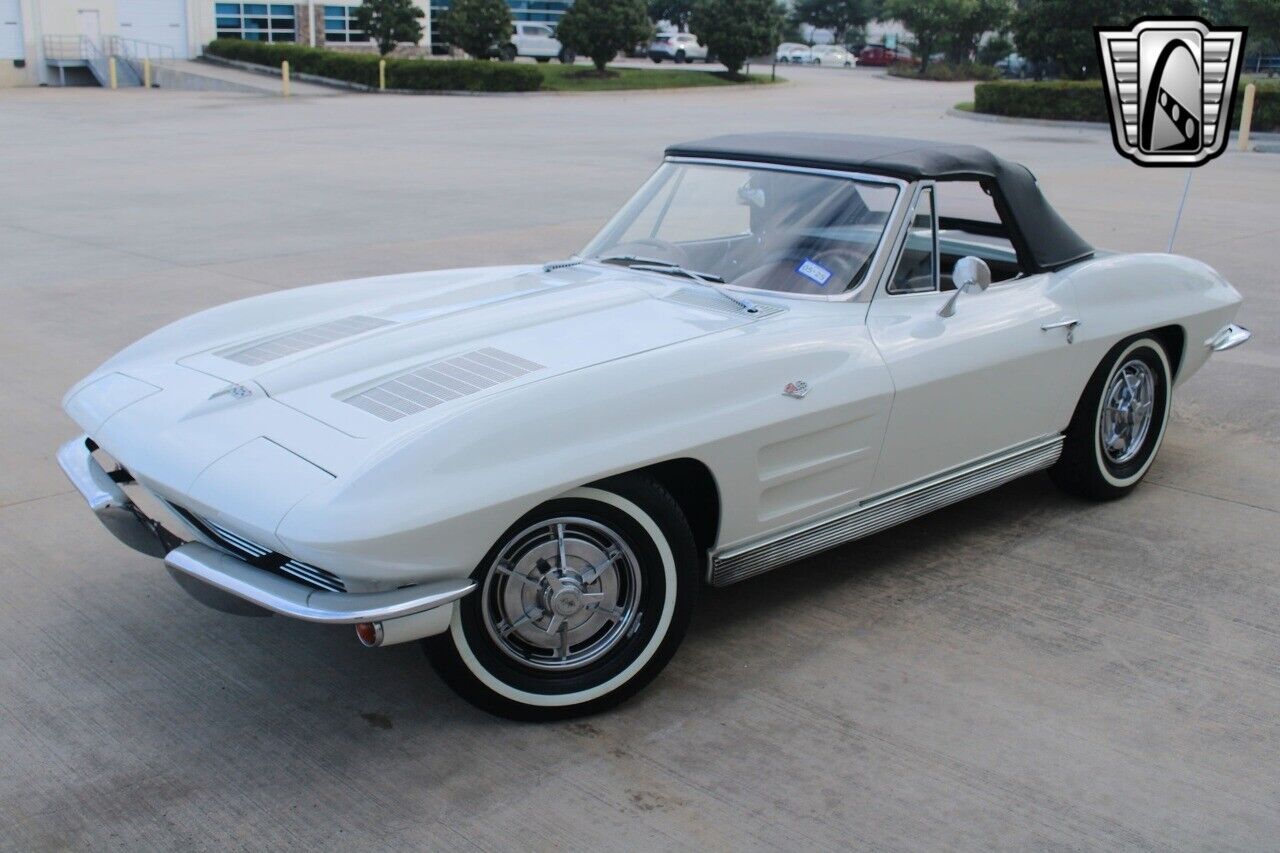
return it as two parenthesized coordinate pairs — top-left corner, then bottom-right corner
(1207, 323), (1252, 352)
(57, 434), (476, 625)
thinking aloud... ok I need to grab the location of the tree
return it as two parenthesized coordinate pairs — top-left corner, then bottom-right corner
(691, 0), (786, 76)
(1225, 0), (1280, 56)
(441, 0), (512, 60)
(1011, 0), (1205, 80)
(946, 0), (1012, 64)
(881, 0), (965, 73)
(558, 0), (654, 71)
(790, 0), (873, 46)
(648, 0), (695, 32)
(353, 0), (424, 56)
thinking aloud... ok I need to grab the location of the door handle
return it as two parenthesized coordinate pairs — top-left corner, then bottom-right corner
(1041, 318), (1080, 343)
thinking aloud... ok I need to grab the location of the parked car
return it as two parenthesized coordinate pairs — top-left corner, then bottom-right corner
(58, 134), (1250, 720)
(777, 43), (812, 64)
(649, 32), (709, 63)
(996, 52), (1030, 78)
(858, 44), (918, 67)
(775, 42), (807, 63)
(491, 22), (575, 64)
(810, 45), (856, 67)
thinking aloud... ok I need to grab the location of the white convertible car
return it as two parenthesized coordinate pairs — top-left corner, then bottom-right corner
(58, 134), (1251, 719)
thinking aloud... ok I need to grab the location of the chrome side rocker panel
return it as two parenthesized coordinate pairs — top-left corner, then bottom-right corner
(708, 435), (1065, 586)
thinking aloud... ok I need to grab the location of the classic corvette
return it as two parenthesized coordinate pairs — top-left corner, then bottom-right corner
(58, 134), (1251, 719)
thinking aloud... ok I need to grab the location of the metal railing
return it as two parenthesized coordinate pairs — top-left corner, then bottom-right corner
(42, 35), (143, 87)
(105, 36), (176, 83)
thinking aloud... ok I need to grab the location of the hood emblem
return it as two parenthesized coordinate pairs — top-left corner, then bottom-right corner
(210, 383), (253, 401)
(783, 380), (810, 399)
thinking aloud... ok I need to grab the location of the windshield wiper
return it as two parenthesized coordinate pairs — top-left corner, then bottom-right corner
(598, 256), (758, 314)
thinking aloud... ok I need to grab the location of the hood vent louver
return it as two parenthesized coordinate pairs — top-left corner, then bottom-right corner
(216, 315), (393, 366)
(342, 347), (545, 422)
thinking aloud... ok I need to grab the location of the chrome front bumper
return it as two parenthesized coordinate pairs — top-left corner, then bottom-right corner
(57, 435), (475, 625)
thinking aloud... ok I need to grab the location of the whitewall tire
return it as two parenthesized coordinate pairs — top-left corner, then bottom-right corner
(424, 474), (699, 720)
(1051, 335), (1173, 500)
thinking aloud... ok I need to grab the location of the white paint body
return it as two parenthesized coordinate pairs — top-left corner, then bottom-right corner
(62, 167), (1244, 601)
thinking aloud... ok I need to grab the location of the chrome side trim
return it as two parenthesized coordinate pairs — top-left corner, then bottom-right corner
(709, 435), (1064, 586)
(163, 542), (476, 624)
(1206, 323), (1251, 352)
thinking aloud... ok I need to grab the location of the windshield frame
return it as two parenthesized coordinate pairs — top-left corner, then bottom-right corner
(583, 157), (911, 303)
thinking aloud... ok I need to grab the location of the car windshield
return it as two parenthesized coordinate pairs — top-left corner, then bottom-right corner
(581, 162), (900, 295)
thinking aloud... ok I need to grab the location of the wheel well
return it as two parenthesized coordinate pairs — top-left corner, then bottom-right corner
(631, 459), (720, 561)
(1148, 324), (1186, 381)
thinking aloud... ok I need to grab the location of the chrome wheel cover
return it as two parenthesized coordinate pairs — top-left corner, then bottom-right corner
(481, 517), (642, 671)
(1099, 358), (1157, 465)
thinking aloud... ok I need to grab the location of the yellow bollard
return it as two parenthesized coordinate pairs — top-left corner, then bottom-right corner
(1239, 82), (1256, 151)
(282, 60), (290, 97)
(108, 56), (118, 90)
(143, 57), (152, 88)
(379, 58), (386, 91)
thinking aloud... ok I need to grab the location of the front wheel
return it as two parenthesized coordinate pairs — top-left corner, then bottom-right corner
(1050, 335), (1172, 501)
(425, 474), (700, 720)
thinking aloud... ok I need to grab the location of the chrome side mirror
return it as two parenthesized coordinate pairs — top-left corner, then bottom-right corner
(938, 256), (992, 318)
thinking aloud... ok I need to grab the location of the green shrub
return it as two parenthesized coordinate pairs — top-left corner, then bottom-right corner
(203, 40), (541, 92)
(973, 80), (1107, 122)
(973, 79), (1278, 132)
(889, 62), (1001, 81)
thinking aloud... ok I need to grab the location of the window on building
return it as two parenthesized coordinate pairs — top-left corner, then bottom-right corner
(323, 6), (367, 43)
(216, 3), (297, 42)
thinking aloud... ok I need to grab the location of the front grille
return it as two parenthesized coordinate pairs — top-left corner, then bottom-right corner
(168, 504), (346, 593)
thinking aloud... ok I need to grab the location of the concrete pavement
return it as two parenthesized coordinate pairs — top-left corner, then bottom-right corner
(1, 65), (1278, 849)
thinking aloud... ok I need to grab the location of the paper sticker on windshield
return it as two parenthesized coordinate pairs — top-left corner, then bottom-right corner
(795, 258), (833, 287)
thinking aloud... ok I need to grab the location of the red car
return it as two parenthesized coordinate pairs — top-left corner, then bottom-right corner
(858, 45), (919, 67)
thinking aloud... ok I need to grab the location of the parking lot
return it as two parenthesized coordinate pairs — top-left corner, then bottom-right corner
(2, 65), (1278, 849)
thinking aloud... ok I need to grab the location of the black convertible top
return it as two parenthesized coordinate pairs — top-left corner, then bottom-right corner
(665, 133), (1093, 272)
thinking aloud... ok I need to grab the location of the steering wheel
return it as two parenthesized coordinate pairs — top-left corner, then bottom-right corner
(599, 238), (690, 268)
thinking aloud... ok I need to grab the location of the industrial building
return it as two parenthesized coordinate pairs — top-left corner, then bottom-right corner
(0, 0), (574, 86)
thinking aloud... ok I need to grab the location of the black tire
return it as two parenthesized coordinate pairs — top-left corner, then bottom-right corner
(559, 49), (575, 64)
(1050, 335), (1173, 501)
(424, 474), (700, 721)
(499, 44), (517, 62)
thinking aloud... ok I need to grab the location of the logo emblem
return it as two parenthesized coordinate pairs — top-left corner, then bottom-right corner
(1096, 17), (1246, 167)
(783, 380), (810, 399)
(209, 383), (253, 401)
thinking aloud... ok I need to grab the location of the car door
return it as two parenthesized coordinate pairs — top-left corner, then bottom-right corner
(865, 182), (1084, 493)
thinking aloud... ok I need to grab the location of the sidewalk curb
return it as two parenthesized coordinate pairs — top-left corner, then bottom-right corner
(946, 106), (1280, 147)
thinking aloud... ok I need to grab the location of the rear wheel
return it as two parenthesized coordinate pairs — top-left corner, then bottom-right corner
(1050, 335), (1172, 501)
(425, 475), (699, 720)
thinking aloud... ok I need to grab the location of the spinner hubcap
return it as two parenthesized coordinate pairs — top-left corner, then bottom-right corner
(481, 517), (642, 671)
(1099, 358), (1157, 465)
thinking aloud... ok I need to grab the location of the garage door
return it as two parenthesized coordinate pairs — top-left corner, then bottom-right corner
(0, 0), (23, 61)
(118, 0), (189, 58)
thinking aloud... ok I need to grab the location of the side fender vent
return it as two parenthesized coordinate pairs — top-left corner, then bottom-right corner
(217, 315), (393, 366)
(341, 347), (545, 422)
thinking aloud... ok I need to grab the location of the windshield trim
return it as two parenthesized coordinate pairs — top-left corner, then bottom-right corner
(626, 157), (912, 303)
